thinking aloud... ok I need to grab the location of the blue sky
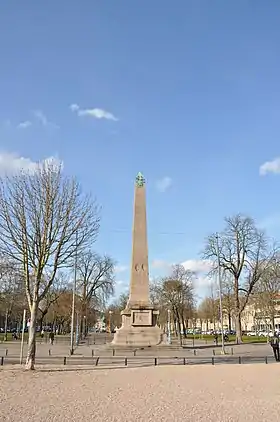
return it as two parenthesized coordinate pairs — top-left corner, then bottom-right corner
(1, 1), (280, 299)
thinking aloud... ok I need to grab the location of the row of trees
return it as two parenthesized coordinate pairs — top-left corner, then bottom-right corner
(1, 161), (279, 366)
(106, 214), (280, 346)
(0, 161), (115, 370)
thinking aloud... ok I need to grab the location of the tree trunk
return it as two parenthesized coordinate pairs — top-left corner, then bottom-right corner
(25, 303), (38, 370)
(181, 315), (187, 338)
(271, 313), (275, 332)
(234, 277), (242, 344)
(228, 313), (232, 332)
(4, 309), (8, 342)
(175, 309), (182, 346)
(235, 313), (242, 344)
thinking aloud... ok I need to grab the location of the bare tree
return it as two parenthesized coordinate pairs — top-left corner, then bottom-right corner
(197, 296), (219, 332)
(203, 214), (275, 343)
(37, 271), (68, 332)
(221, 274), (235, 332)
(0, 160), (100, 369)
(153, 264), (195, 343)
(0, 258), (25, 340)
(253, 254), (280, 332)
(106, 292), (129, 329)
(76, 250), (115, 337)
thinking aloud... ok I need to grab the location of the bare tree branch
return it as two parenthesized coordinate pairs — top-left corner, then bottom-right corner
(0, 160), (100, 369)
(203, 213), (275, 343)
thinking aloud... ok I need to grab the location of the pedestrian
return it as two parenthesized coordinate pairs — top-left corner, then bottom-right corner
(214, 333), (218, 346)
(270, 332), (280, 362)
(49, 331), (54, 345)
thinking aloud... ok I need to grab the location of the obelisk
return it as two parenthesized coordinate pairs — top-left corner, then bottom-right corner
(112, 172), (162, 346)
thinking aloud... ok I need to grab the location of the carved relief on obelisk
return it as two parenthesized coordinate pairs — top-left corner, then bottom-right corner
(112, 172), (162, 346)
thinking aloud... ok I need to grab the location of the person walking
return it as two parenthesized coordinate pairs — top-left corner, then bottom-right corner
(49, 331), (55, 346)
(214, 333), (218, 346)
(270, 332), (280, 362)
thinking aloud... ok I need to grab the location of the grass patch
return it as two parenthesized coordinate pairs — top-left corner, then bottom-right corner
(184, 334), (268, 343)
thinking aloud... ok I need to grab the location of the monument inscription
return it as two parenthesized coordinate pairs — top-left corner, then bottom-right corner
(132, 310), (152, 326)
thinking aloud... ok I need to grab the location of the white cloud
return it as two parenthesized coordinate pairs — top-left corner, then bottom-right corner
(69, 104), (79, 112)
(151, 259), (171, 270)
(0, 152), (63, 175)
(17, 120), (32, 129)
(115, 265), (128, 273)
(115, 280), (128, 287)
(155, 176), (172, 193)
(33, 110), (59, 129)
(259, 157), (280, 175)
(151, 258), (212, 274)
(70, 104), (118, 121)
(181, 259), (212, 273)
(151, 258), (214, 299)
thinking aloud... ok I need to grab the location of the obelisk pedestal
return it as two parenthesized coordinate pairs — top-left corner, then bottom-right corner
(112, 173), (162, 347)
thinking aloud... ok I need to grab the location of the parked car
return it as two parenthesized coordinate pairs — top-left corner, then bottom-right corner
(247, 331), (257, 336)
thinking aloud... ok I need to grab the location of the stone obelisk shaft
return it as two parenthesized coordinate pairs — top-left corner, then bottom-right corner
(127, 179), (150, 308)
(111, 172), (162, 346)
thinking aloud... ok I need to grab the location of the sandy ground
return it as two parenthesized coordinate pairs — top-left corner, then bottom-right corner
(0, 364), (279, 422)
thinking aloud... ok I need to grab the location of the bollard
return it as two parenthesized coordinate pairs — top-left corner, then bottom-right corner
(48, 349), (51, 356)
(5, 349), (8, 356)
(238, 356), (241, 364)
(95, 357), (99, 366)
(112, 349), (115, 356)
(133, 349), (136, 356)
(231, 347), (233, 355)
(265, 356), (268, 364)
(154, 357), (157, 366)
(63, 357), (66, 365)
(1, 356), (4, 366)
(193, 349), (197, 356)
(183, 357), (186, 365)
(124, 357), (128, 366)
(93, 336), (96, 345)
(212, 357), (215, 365)
(92, 349), (94, 357)
(212, 349), (215, 356)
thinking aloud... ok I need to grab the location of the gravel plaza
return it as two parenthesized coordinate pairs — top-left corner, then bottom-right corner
(1, 364), (280, 422)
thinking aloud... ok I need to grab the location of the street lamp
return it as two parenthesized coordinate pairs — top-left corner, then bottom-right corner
(167, 310), (171, 344)
(108, 310), (113, 333)
(192, 318), (196, 348)
(70, 232), (78, 355)
(216, 233), (226, 355)
(83, 315), (86, 339)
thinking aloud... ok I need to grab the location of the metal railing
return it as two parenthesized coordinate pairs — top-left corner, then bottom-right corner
(0, 354), (275, 367)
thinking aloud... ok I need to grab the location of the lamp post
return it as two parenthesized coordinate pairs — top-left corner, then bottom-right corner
(83, 315), (86, 339)
(216, 233), (226, 355)
(70, 232), (78, 355)
(192, 318), (196, 348)
(108, 310), (113, 333)
(167, 310), (171, 344)
(75, 312), (79, 346)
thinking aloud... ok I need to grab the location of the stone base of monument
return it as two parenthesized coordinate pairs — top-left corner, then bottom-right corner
(111, 307), (163, 347)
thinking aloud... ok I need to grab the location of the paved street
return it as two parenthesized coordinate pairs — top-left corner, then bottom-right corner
(0, 336), (274, 368)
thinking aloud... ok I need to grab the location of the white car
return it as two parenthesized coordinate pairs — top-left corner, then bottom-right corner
(258, 331), (273, 337)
